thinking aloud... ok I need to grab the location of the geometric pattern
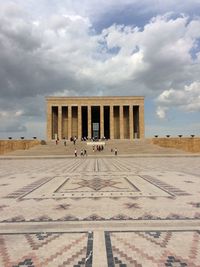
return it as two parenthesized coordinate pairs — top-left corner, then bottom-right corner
(16, 172), (189, 200)
(0, 232), (93, 267)
(2, 212), (200, 223)
(105, 231), (200, 267)
(6, 177), (54, 199)
(66, 177), (125, 191)
(0, 157), (200, 266)
(140, 175), (190, 196)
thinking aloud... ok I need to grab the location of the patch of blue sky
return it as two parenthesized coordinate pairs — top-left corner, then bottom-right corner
(92, 38), (121, 62)
(189, 38), (200, 60)
(92, 3), (155, 33)
(145, 97), (200, 136)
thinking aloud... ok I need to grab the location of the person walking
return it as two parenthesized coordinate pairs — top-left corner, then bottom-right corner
(73, 137), (76, 145)
(74, 148), (77, 157)
(114, 147), (118, 156)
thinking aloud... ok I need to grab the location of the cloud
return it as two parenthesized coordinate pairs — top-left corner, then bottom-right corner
(0, 118), (27, 133)
(0, 1), (200, 137)
(0, 110), (24, 118)
(1, 4), (200, 101)
(156, 81), (200, 118)
(156, 106), (167, 119)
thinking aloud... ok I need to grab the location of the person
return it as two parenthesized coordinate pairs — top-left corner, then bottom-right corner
(80, 149), (83, 156)
(64, 140), (66, 146)
(73, 137), (76, 145)
(74, 148), (77, 157)
(84, 149), (87, 156)
(114, 147), (118, 156)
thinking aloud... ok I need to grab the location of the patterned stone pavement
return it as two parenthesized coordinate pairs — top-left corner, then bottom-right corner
(0, 157), (200, 266)
(105, 231), (200, 267)
(0, 232), (93, 267)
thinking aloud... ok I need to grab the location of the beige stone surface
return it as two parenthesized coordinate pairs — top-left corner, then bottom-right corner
(152, 137), (200, 153)
(0, 140), (40, 155)
(0, 154), (200, 266)
(46, 96), (145, 141)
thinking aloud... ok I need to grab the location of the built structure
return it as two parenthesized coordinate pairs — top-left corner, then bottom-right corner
(46, 96), (144, 140)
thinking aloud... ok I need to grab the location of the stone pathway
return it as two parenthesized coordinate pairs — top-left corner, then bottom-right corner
(0, 157), (200, 266)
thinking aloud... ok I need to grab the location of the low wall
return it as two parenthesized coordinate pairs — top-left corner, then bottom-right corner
(0, 140), (40, 155)
(152, 137), (200, 153)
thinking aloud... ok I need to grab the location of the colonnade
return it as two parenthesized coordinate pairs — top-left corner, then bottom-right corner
(47, 104), (144, 140)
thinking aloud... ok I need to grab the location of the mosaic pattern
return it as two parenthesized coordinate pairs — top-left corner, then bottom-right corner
(20, 173), (173, 199)
(0, 157), (200, 266)
(0, 232), (93, 267)
(60, 177), (128, 191)
(140, 175), (190, 196)
(0, 158), (199, 222)
(6, 177), (54, 199)
(105, 231), (200, 267)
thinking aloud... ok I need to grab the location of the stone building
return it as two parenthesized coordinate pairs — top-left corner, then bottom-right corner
(46, 96), (144, 140)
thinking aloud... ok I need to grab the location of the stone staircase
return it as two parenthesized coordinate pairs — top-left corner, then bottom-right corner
(5, 139), (186, 156)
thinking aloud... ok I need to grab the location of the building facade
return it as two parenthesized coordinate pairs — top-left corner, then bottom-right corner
(46, 96), (144, 140)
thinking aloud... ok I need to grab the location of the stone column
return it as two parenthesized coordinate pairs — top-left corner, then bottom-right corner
(139, 104), (145, 139)
(58, 105), (62, 140)
(78, 105), (82, 140)
(47, 104), (52, 141)
(119, 105), (124, 139)
(68, 105), (72, 140)
(100, 105), (104, 138)
(110, 105), (114, 139)
(129, 105), (133, 139)
(88, 105), (91, 139)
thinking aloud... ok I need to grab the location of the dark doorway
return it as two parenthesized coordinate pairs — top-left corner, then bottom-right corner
(104, 106), (110, 139)
(52, 106), (58, 139)
(91, 106), (100, 139)
(133, 106), (139, 138)
(62, 106), (68, 139)
(82, 106), (88, 138)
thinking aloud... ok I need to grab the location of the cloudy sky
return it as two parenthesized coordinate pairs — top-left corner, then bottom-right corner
(0, 0), (200, 139)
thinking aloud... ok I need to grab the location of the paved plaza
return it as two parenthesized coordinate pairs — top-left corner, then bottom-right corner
(0, 156), (200, 266)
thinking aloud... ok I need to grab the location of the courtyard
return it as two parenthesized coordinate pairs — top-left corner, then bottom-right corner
(0, 156), (200, 266)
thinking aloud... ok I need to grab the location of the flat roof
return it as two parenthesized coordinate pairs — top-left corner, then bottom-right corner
(46, 96), (144, 100)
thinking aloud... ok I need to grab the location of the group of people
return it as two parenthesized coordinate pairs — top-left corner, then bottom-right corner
(74, 148), (87, 157)
(70, 136), (77, 145)
(111, 147), (118, 155)
(92, 145), (104, 152)
(55, 137), (118, 156)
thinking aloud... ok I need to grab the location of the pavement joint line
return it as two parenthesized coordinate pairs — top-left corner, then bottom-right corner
(1, 220), (200, 234)
(1, 154), (200, 160)
(93, 230), (107, 267)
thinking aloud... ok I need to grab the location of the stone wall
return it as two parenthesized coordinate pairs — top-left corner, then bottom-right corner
(0, 140), (40, 155)
(152, 137), (200, 153)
